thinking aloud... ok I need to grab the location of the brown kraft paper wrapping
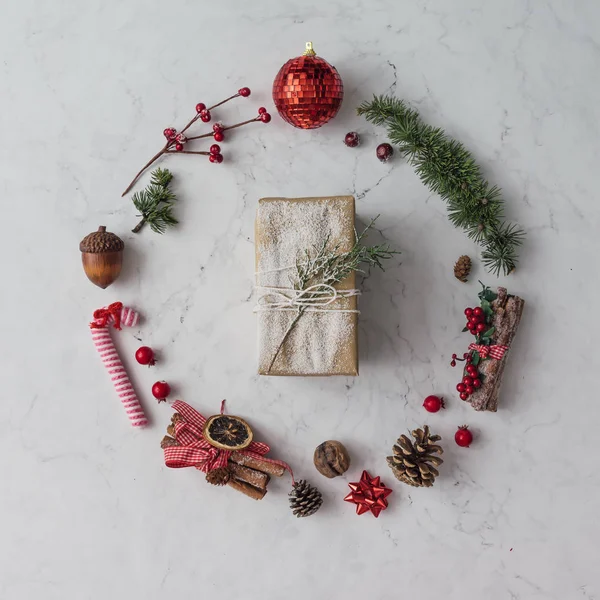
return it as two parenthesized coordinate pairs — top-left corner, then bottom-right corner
(255, 196), (359, 376)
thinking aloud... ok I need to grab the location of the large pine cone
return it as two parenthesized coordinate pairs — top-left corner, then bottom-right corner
(454, 255), (472, 283)
(387, 426), (443, 488)
(289, 480), (323, 517)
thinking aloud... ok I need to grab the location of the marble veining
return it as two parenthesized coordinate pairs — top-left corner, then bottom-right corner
(1, 0), (599, 598)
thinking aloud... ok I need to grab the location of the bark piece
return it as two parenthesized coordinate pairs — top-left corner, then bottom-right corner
(469, 287), (525, 412)
(227, 476), (267, 500)
(160, 435), (180, 449)
(228, 462), (270, 489)
(230, 451), (286, 477)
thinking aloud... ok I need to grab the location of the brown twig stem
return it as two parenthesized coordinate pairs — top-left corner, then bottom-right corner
(266, 309), (305, 373)
(132, 217), (146, 234)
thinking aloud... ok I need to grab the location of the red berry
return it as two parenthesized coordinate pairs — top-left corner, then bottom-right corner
(476, 322), (487, 333)
(135, 346), (155, 366)
(238, 87), (251, 97)
(376, 143), (393, 162)
(459, 392), (468, 401)
(258, 106), (267, 114)
(214, 153), (223, 163)
(423, 395), (444, 413)
(452, 353), (457, 359)
(472, 378), (482, 389)
(469, 315), (482, 325)
(209, 144), (221, 155)
(469, 328), (477, 335)
(466, 385), (474, 395)
(213, 131), (224, 142)
(466, 365), (477, 376)
(195, 102), (206, 113)
(260, 112), (271, 123)
(152, 381), (171, 403)
(456, 383), (466, 393)
(450, 360), (456, 367)
(163, 127), (176, 139)
(464, 308), (473, 317)
(200, 110), (211, 123)
(463, 376), (474, 386)
(213, 123), (223, 132)
(175, 143), (184, 152)
(473, 307), (483, 317)
(455, 425), (473, 447)
(209, 154), (217, 163)
(344, 132), (360, 148)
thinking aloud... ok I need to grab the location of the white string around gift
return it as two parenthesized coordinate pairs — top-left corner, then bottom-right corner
(254, 283), (360, 314)
(254, 261), (361, 314)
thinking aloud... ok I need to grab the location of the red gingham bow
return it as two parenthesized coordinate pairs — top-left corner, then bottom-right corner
(163, 400), (294, 479)
(90, 302), (123, 330)
(468, 343), (509, 360)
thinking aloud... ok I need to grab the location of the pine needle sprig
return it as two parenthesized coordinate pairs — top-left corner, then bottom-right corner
(357, 95), (525, 275)
(131, 168), (179, 234)
(267, 218), (398, 373)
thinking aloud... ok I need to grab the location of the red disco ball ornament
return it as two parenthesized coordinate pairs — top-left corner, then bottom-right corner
(272, 42), (344, 129)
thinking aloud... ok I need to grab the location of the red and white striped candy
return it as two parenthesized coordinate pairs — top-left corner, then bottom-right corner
(91, 305), (148, 428)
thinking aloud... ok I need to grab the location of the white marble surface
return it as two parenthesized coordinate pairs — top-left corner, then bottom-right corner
(2, 1), (599, 598)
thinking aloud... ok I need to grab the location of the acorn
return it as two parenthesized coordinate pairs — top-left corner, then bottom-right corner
(79, 226), (124, 289)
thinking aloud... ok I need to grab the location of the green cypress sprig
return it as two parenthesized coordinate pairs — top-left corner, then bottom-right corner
(131, 168), (178, 234)
(357, 95), (524, 276)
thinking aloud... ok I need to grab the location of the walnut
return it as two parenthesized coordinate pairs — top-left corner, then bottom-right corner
(313, 440), (350, 478)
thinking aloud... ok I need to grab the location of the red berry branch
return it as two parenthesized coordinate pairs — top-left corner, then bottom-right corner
(122, 87), (271, 196)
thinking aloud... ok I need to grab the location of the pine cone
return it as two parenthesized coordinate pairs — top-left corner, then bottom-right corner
(454, 255), (472, 283)
(205, 467), (231, 486)
(289, 480), (323, 517)
(387, 426), (444, 488)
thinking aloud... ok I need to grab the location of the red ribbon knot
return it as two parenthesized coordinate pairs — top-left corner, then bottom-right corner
(90, 302), (123, 330)
(468, 343), (509, 360)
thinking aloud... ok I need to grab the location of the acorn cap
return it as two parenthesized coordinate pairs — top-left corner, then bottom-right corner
(80, 226), (124, 253)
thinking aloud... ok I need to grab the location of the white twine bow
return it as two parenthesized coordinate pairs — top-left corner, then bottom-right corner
(254, 284), (360, 314)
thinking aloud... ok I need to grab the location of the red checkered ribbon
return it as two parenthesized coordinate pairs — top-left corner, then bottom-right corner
(468, 343), (509, 360)
(163, 400), (294, 481)
(90, 302), (124, 330)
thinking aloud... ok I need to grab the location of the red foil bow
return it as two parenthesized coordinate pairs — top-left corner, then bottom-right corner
(344, 470), (393, 517)
(90, 301), (123, 330)
(468, 343), (509, 360)
(163, 400), (294, 478)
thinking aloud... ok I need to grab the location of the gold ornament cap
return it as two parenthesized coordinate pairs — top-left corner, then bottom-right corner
(303, 41), (316, 57)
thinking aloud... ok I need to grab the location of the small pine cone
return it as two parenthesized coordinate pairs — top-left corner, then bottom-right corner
(289, 480), (323, 518)
(454, 255), (472, 283)
(205, 467), (231, 486)
(387, 425), (443, 488)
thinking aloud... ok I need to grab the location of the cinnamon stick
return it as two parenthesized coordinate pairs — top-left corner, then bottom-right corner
(230, 452), (286, 477)
(227, 476), (267, 500)
(469, 287), (525, 412)
(228, 462), (270, 489)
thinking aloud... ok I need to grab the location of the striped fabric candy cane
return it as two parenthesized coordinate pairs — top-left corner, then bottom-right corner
(90, 302), (148, 428)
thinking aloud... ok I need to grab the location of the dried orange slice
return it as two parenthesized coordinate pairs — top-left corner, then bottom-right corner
(203, 414), (253, 451)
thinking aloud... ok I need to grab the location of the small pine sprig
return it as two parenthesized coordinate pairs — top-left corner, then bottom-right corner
(357, 95), (525, 276)
(267, 218), (399, 373)
(131, 168), (178, 234)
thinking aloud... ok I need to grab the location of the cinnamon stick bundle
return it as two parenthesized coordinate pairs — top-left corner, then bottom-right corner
(468, 287), (525, 412)
(161, 417), (277, 500)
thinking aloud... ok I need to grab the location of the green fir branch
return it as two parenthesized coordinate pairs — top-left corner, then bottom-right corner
(131, 168), (178, 234)
(357, 95), (525, 276)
